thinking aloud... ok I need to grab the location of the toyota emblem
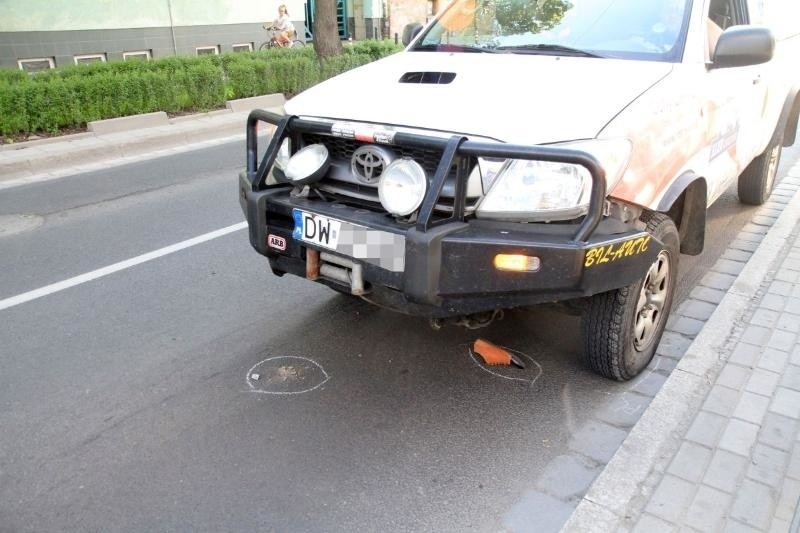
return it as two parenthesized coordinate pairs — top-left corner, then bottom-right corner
(351, 145), (395, 184)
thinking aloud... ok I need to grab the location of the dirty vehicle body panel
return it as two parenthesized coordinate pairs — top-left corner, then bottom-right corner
(240, 0), (800, 379)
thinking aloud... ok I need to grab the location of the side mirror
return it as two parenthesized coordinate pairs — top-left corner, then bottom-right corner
(402, 22), (424, 46)
(712, 26), (774, 68)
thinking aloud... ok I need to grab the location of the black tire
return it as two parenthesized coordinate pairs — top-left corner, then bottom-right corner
(581, 212), (680, 381)
(738, 133), (783, 205)
(258, 41), (273, 51)
(291, 39), (306, 47)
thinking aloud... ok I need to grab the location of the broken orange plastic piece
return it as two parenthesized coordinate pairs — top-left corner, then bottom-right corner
(473, 338), (513, 366)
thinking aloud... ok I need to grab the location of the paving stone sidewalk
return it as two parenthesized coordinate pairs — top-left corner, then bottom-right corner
(635, 218), (800, 532)
(563, 168), (800, 533)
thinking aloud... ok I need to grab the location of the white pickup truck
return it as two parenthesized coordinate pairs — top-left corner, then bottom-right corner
(240, 0), (800, 380)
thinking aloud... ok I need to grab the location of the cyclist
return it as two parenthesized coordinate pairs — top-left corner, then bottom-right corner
(263, 4), (295, 47)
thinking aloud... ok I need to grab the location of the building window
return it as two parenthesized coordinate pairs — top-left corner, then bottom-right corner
(123, 50), (152, 61)
(196, 46), (220, 55)
(17, 57), (55, 72)
(232, 43), (254, 53)
(74, 53), (107, 65)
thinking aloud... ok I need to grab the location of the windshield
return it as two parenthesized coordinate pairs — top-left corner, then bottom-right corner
(413, 0), (692, 61)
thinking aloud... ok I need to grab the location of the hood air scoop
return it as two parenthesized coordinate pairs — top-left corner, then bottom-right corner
(399, 71), (456, 84)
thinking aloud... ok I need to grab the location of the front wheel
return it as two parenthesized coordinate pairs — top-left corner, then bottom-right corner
(258, 41), (273, 51)
(581, 212), (680, 381)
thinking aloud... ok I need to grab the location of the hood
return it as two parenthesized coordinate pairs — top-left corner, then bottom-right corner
(285, 51), (673, 145)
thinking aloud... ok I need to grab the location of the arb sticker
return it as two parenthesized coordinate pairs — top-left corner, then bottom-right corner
(584, 235), (651, 268)
(268, 234), (287, 251)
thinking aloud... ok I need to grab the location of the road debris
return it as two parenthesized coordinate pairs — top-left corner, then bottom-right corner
(473, 338), (525, 369)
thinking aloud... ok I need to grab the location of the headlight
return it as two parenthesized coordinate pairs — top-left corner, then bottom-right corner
(477, 159), (592, 220)
(269, 139), (291, 184)
(378, 158), (428, 216)
(283, 143), (330, 185)
(476, 139), (631, 222)
(474, 158), (506, 193)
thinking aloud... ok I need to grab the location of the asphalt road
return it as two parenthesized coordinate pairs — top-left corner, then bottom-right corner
(1, 139), (798, 532)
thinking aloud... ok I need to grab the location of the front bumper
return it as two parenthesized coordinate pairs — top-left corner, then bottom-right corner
(240, 111), (659, 317)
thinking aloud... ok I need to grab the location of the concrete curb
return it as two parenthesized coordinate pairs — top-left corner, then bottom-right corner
(0, 132), (95, 151)
(561, 164), (800, 532)
(88, 111), (169, 134)
(226, 93), (285, 113)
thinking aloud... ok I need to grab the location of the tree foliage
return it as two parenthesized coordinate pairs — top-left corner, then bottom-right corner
(492, 0), (572, 35)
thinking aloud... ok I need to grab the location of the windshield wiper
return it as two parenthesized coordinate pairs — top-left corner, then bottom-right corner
(495, 44), (604, 58)
(413, 43), (502, 54)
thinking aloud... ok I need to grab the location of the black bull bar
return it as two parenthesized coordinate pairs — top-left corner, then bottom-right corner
(244, 109), (607, 243)
(238, 110), (666, 316)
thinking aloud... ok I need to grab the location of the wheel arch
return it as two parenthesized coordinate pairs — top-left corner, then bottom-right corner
(655, 172), (707, 256)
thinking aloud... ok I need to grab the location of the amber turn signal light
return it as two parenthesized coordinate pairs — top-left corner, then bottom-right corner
(493, 254), (541, 272)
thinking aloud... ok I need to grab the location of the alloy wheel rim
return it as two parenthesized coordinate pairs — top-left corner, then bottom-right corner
(634, 250), (670, 351)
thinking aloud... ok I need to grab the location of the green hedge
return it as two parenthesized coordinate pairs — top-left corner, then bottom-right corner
(0, 40), (402, 138)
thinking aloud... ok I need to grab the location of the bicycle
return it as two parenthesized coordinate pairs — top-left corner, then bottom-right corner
(259, 28), (305, 50)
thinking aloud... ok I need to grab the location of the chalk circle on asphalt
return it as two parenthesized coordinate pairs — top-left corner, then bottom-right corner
(246, 356), (330, 395)
(467, 344), (543, 386)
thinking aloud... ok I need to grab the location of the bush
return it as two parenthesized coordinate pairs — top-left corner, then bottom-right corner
(182, 60), (226, 110)
(0, 68), (27, 86)
(0, 39), (401, 138)
(348, 39), (404, 61)
(0, 84), (29, 136)
(319, 53), (375, 80)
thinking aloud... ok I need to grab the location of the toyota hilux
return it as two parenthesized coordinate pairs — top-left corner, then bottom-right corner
(239, 0), (800, 380)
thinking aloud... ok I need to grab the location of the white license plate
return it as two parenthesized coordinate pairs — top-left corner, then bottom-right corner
(292, 209), (342, 250)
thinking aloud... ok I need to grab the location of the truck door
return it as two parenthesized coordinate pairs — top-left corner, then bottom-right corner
(704, 0), (765, 200)
(746, 0), (793, 150)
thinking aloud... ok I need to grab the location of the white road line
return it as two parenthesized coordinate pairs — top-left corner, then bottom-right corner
(0, 221), (247, 312)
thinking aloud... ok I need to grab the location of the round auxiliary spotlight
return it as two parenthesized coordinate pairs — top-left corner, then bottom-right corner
(283, 144), (330, 185)
(378, 158), (427, 216)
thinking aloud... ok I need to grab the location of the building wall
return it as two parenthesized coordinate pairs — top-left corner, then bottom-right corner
(362, 0), (384, 19)
(345, 0), (385, 40)
(0, 0), (307, 31)
(0, 23), (312, 69)
(0, 21), (311, 69)
(364, 18), (385, 39)
(387, 0), (428, 42)
(0, 0), (410, 69)
(0, 0), (307, 69)
(346, 18), (385, 41)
